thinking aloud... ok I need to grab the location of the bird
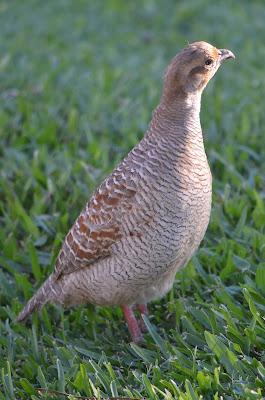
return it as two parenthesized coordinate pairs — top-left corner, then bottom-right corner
(16, 41), (235, 344)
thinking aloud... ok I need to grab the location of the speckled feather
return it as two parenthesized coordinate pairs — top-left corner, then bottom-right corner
(16, 42), (235, 341)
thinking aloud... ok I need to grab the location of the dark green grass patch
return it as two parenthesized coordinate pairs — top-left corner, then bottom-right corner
(0, 0), (264, 399)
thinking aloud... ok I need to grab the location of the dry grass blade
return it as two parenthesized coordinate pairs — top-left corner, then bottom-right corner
(36, 388), (143, 400)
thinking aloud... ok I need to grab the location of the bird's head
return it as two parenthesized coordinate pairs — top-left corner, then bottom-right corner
(163, 41), (235, 97)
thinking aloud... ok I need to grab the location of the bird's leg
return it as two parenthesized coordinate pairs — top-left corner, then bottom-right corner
(121, 306), (142, 344)
(137, 304), (148, 333)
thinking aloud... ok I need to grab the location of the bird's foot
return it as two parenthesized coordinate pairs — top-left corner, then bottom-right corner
(121, 306), (142, 345)
(136, 304), (148, 333)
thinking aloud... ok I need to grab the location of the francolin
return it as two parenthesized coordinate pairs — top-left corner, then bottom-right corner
(16, 42), (235, 344)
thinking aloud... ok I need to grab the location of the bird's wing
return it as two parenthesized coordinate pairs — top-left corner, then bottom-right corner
(53, 165), (145, 279)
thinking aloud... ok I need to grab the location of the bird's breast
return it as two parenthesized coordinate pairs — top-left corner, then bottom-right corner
(136, 148), (212, 273)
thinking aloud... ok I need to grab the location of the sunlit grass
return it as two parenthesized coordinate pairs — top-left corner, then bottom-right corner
(0, 0), (265, 399)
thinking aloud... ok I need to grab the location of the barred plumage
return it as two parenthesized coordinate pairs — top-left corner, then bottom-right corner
(16, 42), (235, 343)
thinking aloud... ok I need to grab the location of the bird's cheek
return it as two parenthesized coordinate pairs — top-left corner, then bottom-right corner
(208, 67), (219, 81)
(185, 73), (205, 93)
(201, 69), (219, 88)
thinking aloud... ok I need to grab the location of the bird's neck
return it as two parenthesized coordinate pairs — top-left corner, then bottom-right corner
(148, 91), (202, 138)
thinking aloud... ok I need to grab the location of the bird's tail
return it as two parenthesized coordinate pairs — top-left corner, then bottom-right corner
(16, 277), (54, 323)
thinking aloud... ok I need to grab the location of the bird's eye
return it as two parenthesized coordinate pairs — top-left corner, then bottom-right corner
(205, 59), (213, 66)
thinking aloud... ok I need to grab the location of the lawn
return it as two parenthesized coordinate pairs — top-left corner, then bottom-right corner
(0, 0), (265, 399)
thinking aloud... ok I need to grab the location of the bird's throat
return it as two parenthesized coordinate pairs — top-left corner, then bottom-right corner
(150, 91), (202, 138)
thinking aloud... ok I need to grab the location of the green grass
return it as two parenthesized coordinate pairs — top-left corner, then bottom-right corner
(0, 0), (265, 399)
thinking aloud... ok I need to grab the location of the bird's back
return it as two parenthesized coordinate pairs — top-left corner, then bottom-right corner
(50, 104), (212, 307)
(16, 41), (234, 332)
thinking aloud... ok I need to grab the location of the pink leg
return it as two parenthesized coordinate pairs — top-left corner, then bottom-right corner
(121, 306), (142, 344)
(137, 304), (148, 333)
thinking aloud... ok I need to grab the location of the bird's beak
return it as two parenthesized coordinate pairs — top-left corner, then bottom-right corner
(218, 49), (235, 63)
